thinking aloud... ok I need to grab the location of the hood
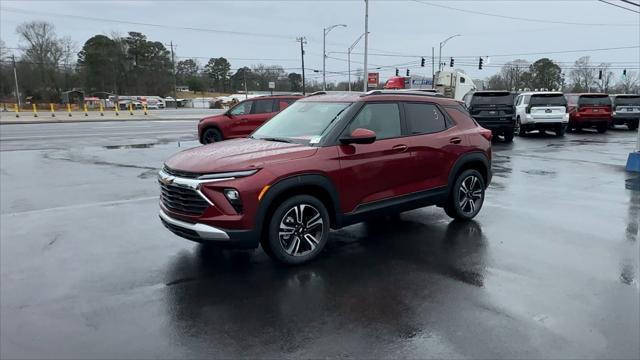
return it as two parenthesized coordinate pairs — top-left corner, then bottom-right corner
(164, 138), (317, 174)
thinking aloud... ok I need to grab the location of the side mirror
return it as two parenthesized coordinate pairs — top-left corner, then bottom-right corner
(340, 128), (376, 145)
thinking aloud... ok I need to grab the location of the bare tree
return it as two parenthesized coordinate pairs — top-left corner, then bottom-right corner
(615, 71), (639, 94)
(595, 63), (615, 93)
(500, 59), (529, 90)
(569, 56), (597, 92)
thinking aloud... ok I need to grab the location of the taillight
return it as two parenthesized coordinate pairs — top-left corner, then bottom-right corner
(480, 128), (492, 141)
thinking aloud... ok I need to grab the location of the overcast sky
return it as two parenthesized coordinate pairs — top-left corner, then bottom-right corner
(1, 0), (639, 83)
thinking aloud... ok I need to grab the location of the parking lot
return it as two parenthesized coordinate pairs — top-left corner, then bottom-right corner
(1, 121), (639, 359)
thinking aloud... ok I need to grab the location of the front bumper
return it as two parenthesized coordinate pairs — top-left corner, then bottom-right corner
(159, 209), (258, 248)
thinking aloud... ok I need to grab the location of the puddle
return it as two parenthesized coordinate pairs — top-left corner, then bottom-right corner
(522, 169), (556, 176)
(104, 143), (156, 150)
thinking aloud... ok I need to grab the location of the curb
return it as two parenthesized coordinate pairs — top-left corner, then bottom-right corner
(0, 117), (200, 125)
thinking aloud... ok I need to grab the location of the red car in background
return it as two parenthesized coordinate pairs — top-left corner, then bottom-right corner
(565, 93), (612, 133)
(198, 94), (302, 144)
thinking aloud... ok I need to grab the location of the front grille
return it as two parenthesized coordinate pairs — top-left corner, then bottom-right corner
(159, 182), (209, 215)
(163, 166), (202, 179)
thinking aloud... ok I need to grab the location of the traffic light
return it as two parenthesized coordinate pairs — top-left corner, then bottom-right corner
(598, 70), (603, 80)
(478, 57), (483, 70)
(395, 68), (399, 76)
(450, 57), (454, 67)
(623, 69), (627, 77)
(406, 69), (410, 76)
(421, 57), (425, 67)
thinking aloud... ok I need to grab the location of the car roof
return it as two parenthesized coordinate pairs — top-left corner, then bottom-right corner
(518, 91), (564, 96)
(472, 90), (513, 95)
(300, 91), (459, 105)
(611, 94), (640, 97)
(565, 93), (608, 96)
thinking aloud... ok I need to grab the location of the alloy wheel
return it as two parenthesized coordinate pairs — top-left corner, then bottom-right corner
(278, 204), (324, 257)
(458, 175), (483, 216)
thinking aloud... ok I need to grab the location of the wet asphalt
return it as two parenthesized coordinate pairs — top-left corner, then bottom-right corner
(1, 121), (639, 359)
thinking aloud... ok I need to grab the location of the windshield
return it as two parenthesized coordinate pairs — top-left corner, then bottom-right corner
(530, 94), (567, 107)
(471, 93), (514, 106)
(578, 95), (610, 106)
(614, 95), (640, 106)
(251, 101), (352, 144)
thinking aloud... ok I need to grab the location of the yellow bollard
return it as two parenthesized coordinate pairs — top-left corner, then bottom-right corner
(67, 103), (72, 117)
(115, 102), (120, 116)
(83, 103), (89, 117)
(143, 104), (148, 115)
(128, 102), (133, 116)
(14, 103), (19, 118)
(50, 103), (56, 117)
(32, 103), (38, 118)
(99, 102), (104, 116)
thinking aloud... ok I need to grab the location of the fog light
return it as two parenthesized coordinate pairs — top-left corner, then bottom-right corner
(224, 189), (240, 200)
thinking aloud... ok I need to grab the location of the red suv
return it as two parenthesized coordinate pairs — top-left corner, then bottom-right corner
(565, 93), (612, 133)
(198, 94), (302, 144)
(160, 91), (492, 264)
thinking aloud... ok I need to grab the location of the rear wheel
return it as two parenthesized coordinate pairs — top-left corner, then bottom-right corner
(266, 195), (330, 265)
(628, 122), (638, 131)
(556, 125), (565, 137)
(596, 124), (608, 134)
(444, 169), (485, 221)
(515, 119), (526, 136)
(503, 128), (514, 143)
(202, 128), (223, 144)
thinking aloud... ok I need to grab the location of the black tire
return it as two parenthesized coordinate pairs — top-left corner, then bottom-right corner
(444, 169), (485, 221)
(515, 118), (526, 136)
(266, 195), (330, 265)
(596, 124), (607, 134)
(628, 122), (638, 131)
(503, 128), (514, 143)
(556, 125), (565, 137)
(202, 128), (223, 144)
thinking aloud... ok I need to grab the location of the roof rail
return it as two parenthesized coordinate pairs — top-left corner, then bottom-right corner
(361, 90), (444, 97)
(306, 91), (327, 97)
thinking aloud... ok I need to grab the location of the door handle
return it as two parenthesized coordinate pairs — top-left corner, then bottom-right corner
(392, 144), (408, 152)
(449, 137), (462, 144)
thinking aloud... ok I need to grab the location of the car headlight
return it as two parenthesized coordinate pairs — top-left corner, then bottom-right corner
(224, 188), (243, 213)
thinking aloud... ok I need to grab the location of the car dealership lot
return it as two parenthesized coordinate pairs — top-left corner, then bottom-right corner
(1, 122), (638, 359)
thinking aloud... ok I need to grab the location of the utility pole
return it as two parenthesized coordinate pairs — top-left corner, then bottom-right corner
(363, 0), (369, 93)
(431, 47), (435, 89)
(243, 70), (248, 99)
(297, 37), (307, 95)
(348, 33), (367, 92)
(169, 41), (177, 108)
(12, 54), (21, 109)
(323, 24), (347, 91)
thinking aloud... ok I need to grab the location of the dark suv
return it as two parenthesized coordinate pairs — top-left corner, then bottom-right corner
(160, 91), (492, 264)
(198, 94), (302, 144)
(610, 94), (640, 130)
(463, 91), (516, 142)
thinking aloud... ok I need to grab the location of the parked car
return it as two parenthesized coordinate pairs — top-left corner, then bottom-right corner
(463, 90), (516, 142)
(610, 94), (640, 130)
(514, 92), (568, 136)
(565, 93), (612, 133)
(159, 91), (492, 264)
(197, 94), (302, 144)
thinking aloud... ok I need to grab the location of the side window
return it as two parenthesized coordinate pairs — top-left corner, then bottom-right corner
(516, 95), (522, 106)
(253, 99), (275, 114)
(229, 100), (253, 116)
(460, 76), (466, 84)
(404, 103), (447, 135)
(279, 99), (296, 111)
(348, 103), (402, 140)
(523, 95), (531, 105)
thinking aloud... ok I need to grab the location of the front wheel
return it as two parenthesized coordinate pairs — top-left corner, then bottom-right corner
(266, 195), (330, 265)
(516, 119), (526, 136)
(444, 169), (485, 221)
(202, 128), (223, 144)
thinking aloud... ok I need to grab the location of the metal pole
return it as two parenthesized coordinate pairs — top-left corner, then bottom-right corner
(243, 70), (248, 99)
(431, 47), (435, 88)
(323, 29), (326, 91)
(170, 41), (177, 108)
(297, 37), (306, 95)
(363, 0), (369, 92)
(438, 43), (442, 73)
(348, 49), (351, 92)
(12, 54), (21, 108)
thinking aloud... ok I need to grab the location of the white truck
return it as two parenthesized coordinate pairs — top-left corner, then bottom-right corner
(434, 70), (477, 101)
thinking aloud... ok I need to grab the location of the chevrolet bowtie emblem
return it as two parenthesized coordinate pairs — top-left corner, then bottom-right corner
(159, 175), (175, 185)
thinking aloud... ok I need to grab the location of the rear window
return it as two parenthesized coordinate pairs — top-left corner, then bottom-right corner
(614, 96), (640, 106)
(471, 93), (514, 106)
(404, 103), (447, 134)
(578, 95), (610, 106)
(530, 94), (567, 107)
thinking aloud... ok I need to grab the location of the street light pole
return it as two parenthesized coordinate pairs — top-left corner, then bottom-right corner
(438, 34), (461, 72)
(348, 32), (367, 92)
(363, 0), (369, 92)
(323, 24), (347, 91)
(297, 37), (307, 95)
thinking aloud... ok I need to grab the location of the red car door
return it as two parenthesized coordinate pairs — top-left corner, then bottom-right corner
(403, 102), (460, 190)
(336, 102), (414, 212)
(241, 99), (277, 135)
(227, 100), (255, 137)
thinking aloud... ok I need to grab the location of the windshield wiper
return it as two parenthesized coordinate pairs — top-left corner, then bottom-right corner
(257, 137), (294, 143)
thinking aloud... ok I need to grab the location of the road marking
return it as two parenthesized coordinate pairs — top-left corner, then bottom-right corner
(0, 130), (196, 141)
(1, 196), (159, 216)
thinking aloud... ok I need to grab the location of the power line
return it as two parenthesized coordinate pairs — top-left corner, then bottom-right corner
(412, 0), (639, 26)
(598, 0), (640, 13)
(620, 0), (640, 7)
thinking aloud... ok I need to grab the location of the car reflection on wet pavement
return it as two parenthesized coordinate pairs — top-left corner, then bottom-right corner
(0, 122), (638, 359)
